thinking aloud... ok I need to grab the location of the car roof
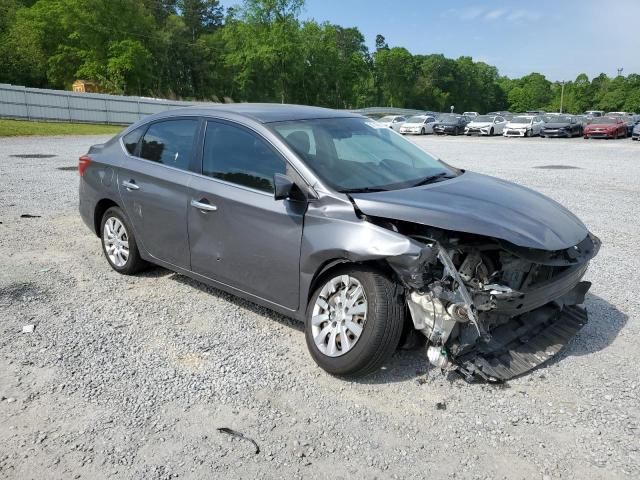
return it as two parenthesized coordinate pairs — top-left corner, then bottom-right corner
(145, 103), (362, 124)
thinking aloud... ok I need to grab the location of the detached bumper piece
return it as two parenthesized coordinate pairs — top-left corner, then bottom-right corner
(454, 304), (588, 382)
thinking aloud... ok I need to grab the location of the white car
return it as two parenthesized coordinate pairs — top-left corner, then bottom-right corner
(376, 115), (407, 132)
(399, 115), (437, 135)
(503, 115), (545, 137)
(463, 111), (479, 118)
(465, 115), (507, 136)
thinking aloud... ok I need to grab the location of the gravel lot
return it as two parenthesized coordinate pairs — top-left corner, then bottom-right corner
(1, 133), (639, 479)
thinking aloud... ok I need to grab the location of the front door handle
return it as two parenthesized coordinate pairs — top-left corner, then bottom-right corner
(190, 199), (218, 212)
(122, 180), (139, 191)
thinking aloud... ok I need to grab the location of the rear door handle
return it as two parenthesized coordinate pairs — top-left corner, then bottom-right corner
(122, 180), (139, 191)
(190, 199), (218, 212)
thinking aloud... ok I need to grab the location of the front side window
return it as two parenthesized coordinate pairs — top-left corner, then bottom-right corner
(202, 121), (287, 193)
(139, 119), (198, 170)
(272, 117), (454, 192)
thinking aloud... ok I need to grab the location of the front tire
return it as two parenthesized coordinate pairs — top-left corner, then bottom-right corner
(305, 266), (405, 378)
(100, 206), (147, 275)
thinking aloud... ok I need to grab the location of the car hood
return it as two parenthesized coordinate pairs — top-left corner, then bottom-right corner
(468, 122), (492, 128)
(543, 122), (571, 128)
(586, 123), (615, 129)
(435, 122), (458, 127)
(350, 171), (589, 251)
(505, 122), (530, 128)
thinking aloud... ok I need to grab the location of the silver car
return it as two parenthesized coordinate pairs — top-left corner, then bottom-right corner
(376, 115), (406, 131)
(79, 104), (600, 381)
(399, 115), (437, 135)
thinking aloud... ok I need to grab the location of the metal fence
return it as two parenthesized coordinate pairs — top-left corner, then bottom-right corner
(0, 84), (216, 125)
(0, 83), (429, 125)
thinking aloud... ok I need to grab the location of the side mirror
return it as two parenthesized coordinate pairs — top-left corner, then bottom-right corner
(273, 173), (295, 201)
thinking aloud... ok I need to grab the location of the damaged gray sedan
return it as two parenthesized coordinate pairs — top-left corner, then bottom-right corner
(79, 105), (600, 381)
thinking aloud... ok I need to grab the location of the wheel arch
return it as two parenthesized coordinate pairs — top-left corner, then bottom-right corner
(94, 198), (120, 236)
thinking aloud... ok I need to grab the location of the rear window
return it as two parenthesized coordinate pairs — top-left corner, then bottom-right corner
(139, 119), (199, 170)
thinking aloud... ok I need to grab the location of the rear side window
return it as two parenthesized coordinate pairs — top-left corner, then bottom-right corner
(140, 119), (198, 170)
(122, 127), (144, 155)
(202, 121), (287, 193)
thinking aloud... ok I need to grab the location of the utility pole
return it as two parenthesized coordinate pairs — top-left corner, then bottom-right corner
(559, 81), (565, 114)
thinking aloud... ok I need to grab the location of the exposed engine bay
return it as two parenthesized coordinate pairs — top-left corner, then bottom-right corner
(375, 218), (601, 381)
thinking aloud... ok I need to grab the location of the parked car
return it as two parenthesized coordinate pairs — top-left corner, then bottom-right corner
(462, 111), (479, 118)
(525, 110), (546, 115)
(78, 104), (600, 381)
(399, 115), (437, 135)
(376, 115), (406, 131)
(606, 112), (636, 136)
(540, 115), (583, 138)
(633, 122), (640, 140)
(433, 114), (470, 135)
(503, 115), (545, 137)
(584, 110), (604, 118)
(583, 116), (627, 139)
(464, 115), (507, 136)
(487, 111), (513, 119)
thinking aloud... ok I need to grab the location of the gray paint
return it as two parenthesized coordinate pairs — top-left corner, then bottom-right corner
(351, 171), (589, 251)
(79, 104), (595, 323)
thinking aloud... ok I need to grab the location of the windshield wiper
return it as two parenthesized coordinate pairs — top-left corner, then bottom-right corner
(410, 172), (454, 187)
(340, 186), (389, 193)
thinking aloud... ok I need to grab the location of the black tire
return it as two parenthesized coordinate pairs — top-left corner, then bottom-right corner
(421, 128), (425, 135)
(100, 206), (147, 275)
(490, 127), (494, 136)
(305, 265), (405, 378)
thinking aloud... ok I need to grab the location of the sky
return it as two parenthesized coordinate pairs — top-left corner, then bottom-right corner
(220, 0), (640, 81)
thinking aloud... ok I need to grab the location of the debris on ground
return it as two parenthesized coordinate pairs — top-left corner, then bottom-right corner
(436, 400), (447, 410)
(22, 324), (35, 333)
(20, 214), (41, 218)
(217, 427), (260, 454)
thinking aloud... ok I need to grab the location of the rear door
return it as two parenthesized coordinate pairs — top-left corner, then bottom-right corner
(187, 119), (305, 309)
(118, 117), (201, 269)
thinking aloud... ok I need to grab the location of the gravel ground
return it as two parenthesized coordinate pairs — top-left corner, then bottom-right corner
(1, 133), (639, 479)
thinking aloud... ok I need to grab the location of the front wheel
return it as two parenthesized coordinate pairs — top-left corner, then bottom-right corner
(421, 128), (425, 135)
(305, 266), (405, 378)
(100, 206), (147, 274)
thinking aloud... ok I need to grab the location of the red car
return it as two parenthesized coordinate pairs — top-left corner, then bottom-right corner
(583, 116), (627, 139)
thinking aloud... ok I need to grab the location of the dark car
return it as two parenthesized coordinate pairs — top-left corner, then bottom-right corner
(79, 104), (600, 382)
(540, 115), (583, 138)
(433, 114), (469, 135)
(584, 116), (627, 139)
(633, 122), (640, 141)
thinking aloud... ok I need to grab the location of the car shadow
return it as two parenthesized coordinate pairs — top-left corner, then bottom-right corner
(167, 270), (304, 333)
(147, 268), (627, 385)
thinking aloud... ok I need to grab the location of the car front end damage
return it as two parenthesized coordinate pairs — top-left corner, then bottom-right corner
(374, 221), (601, 381)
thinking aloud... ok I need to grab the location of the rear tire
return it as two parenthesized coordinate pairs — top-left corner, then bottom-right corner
(100, 206), (147, 275)
(305, 266), (405, 378)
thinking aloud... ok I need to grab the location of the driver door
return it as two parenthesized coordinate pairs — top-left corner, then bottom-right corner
(187, 120), (306, 310)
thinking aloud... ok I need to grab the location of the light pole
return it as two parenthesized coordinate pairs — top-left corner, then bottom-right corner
(559, 81), (565, 114)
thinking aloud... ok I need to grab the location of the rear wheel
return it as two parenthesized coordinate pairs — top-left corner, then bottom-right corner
(100, 206), (147, 274)
(305, 266), (404, 378)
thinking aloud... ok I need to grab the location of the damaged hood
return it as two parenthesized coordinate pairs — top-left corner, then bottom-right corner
(350, 171), (589, 251)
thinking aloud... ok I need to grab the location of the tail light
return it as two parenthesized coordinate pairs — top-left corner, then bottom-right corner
(78, 155), (91, 176)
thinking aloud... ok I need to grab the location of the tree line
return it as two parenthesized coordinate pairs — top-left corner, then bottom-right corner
(1, 0), (639, 114)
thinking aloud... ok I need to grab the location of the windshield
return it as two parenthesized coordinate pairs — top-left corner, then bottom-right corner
(593, 117), (618, 124)
(271, 117), (455, 192)
(546, 115), (572, 123)
(405, 116), (425, 124)
(439, 114), (461, 123)
(474, 115), (494, 122)
(377, 116), (395, 123)
(510, 116), (532, 124)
